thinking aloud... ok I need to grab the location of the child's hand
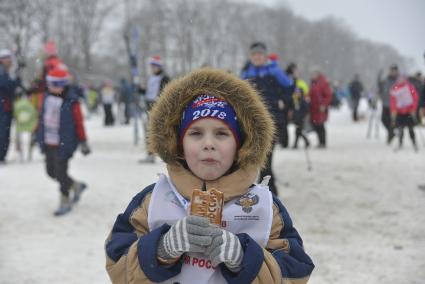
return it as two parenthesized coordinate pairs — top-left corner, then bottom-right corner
(157, 216), (216, 261)
(80, 141), (91, 156)
(204, 229), (244, 272)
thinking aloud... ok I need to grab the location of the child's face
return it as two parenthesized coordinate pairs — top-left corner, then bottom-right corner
(250, 52), (267, 67)
(182, 118), (237, 181)
(48, 86), (65, 95)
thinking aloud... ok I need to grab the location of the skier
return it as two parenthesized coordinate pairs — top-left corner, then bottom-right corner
(100, 80), (116, 126)
(308, 68), (333, 148)
(348, 74), (364, 122)
(86, 81), (99, 114)
(0, 49), (21, 163)
(138, 55), (170, 163)
(105, 68), (314, 284)
(240, 42), (293, 195)
(36, 67), (91, 216)
(378, 64), (399, 144)
(286, 63), (310, 149)
(408, 72), (424, 124)
(390, 74), (419, 151)
(119, 78), (132, 124)
(418, 52), (425, 190)
(268, 53), (292, 148)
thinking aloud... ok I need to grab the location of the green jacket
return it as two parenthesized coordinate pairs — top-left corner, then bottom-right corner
(13, 98), (38, 132)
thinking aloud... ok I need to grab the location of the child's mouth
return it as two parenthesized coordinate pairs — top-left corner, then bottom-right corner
(201, 158), (217, 163)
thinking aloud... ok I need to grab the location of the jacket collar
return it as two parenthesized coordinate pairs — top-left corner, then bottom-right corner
(167, 164), (259, 202)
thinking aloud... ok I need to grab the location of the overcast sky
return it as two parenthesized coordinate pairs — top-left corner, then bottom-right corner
(253, 0), (425, 72)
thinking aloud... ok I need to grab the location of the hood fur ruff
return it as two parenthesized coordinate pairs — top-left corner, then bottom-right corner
(148, 68), (275, 170)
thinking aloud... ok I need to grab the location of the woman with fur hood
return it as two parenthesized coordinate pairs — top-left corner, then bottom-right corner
(105, 68), (314, 284)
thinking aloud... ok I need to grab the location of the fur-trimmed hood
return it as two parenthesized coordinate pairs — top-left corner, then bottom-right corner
(148, 68), (275, 170)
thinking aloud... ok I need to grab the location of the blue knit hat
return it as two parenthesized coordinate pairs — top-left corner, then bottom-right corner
(179, 95), (242, 146)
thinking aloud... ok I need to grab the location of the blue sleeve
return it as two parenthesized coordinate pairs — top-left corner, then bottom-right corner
(138, 224), (183, 281)
(0, 73), (19, 96)
(105, 183), (184, 282)
(220, 233), (264, 284)
(240, 64), (256, 80)
(270, 65), (293, 88)
(271, 195), (315, 279)
(240, 70), (248, 80)
(240, 68), (250, 80)
(105, 183), (156, 262)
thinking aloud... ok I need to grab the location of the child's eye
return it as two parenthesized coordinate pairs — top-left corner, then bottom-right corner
(217, 131), (230, 136)
(188, 131), (201, 136)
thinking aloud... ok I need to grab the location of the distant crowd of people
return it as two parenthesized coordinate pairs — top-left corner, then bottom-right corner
(1, 40), (425, 216)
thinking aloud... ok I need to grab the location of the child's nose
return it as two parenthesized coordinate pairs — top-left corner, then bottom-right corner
(202, 135), (215, 150)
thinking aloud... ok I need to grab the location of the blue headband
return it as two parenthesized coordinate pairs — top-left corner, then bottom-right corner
(47, 79), (69, 88)
(179, 95), (242, 146)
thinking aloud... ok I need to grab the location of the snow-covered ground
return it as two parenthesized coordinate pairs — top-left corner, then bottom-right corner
(1, 101), (424, 284)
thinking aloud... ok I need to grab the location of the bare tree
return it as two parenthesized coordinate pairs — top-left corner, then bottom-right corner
(0, 0), (412, 87)
(31, 0), (56, 43)
(67, 0), (116, 72)
(0, 0), (37, 67)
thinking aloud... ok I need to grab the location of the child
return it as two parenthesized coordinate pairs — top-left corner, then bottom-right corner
(13, 92), (38, 161)
(36, 67), (91, 216)
(390, 74), (419, 151)
(138, 55), (171, 163)
(105, 68), (314, 283)
(286, 63), (310, 149)
(101, 80), (116, 126)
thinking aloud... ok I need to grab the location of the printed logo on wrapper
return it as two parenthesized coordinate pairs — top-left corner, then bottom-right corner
(235, 192), (259, 213)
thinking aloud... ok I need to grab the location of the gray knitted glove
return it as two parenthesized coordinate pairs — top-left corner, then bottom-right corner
(157, 216), (216, 260)
(205, 229), (244, 272)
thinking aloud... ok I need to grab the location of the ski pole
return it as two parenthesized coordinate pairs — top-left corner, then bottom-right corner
(304, 146), (312, 171)
(366, 108), (374, 139)
(417, 126), (425, 147)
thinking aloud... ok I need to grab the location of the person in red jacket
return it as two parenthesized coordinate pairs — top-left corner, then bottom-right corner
(390, 75), (419, 151)
(308, 69), (333, 148)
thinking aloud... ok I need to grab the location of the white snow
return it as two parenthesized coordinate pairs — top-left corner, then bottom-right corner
(1, 102), (424, 283)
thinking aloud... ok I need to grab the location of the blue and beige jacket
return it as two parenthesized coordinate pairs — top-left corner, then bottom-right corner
(106, 165), (314, 284)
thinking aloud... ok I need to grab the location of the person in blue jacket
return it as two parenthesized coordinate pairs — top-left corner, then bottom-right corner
(240, 42), (293, 196)
(0, 49), (21, 163)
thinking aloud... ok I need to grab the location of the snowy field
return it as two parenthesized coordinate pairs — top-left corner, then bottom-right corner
(1, 101), (424, 284)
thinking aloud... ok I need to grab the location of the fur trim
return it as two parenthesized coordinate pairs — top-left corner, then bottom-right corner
(148, 68), (275, 169)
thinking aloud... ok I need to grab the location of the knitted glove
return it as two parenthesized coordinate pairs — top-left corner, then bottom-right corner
(157, 216), (216, 261)
(205, 229), (244, 272)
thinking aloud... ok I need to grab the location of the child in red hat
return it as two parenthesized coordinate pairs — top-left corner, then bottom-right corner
(36, 67), (91, 216)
